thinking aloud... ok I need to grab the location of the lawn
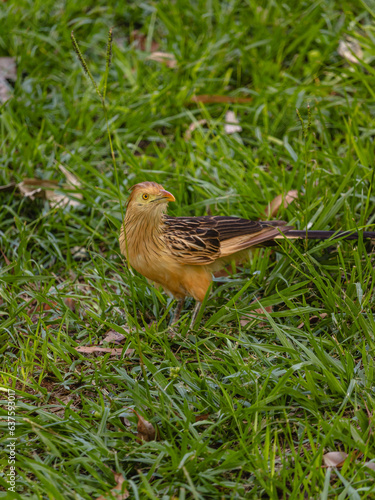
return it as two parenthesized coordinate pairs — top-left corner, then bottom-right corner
(1, 0), (375, 498)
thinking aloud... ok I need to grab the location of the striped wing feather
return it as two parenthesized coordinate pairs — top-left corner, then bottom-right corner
(162, 216), (289, 264)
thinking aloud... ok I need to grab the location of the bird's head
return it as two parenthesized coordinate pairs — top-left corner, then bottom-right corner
(126, 181), (175, 218)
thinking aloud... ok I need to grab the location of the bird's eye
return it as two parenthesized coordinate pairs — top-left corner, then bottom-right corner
(142, 193), (149, 200)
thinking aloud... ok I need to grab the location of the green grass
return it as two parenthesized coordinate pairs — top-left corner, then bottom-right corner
(1, 0), (375, 498)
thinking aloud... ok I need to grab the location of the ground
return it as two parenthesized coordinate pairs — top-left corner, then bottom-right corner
(1, 0), (375, 498)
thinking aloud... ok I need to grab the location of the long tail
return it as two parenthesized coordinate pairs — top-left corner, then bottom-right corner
(285, 230), (375, 240)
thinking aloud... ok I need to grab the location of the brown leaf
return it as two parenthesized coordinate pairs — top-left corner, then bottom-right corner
(190, 95), (253, 104)
(264, 190), (298, 218)
(75, 346), (135, 356)
(365, 462), (375, 471)
(47, 165), (83, 208)
(120, 415), (132, 427)
(135, 411), (155, 442)
(195, 413), (210, 422)
(101, 329), (128, 345)
(323, 451), (348, 467)
(147, 52), (177, 68)
(298, 313), (328, 329)
(240, 304), (273, 327)
(0, 247), (11, 266)
(224, 110), (242, 134)
(96, 472), (129, 500)
(64, 297), (76, 312)
(17, 178), (58, 200)
(184, 119), (208, 140)
(0, 182), (16, 192)
(17, 167), (82, 208)
(131, 30), (159, 52)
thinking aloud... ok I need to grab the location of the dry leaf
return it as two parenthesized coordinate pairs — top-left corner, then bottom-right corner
(184, 119), (208, 140)
(240, 304), (273, 327)
(120, 415), (132, 427)
(323, 451), (348, 467)
(17, 178), (58, 199)
(195, 413), (210, 422)
(64, 297), (76, 312)
(96, 472), (129, 500)
(0, 247), (11, 266)
(338, 38), (363, 64)
(365, 462), (375, 471)
(75, 346), (135, 356)
(298, 313), (328, 329)
(0, 182), (16, 192)
(0, 57), (16, 103)
(135, 411), (156, 442)
(147, 52), (177, 68)
(101, 329), (127, 345)
(264, 190), (298, 218)
(17, 168), (82, 208)
(131, 30), (159, 52)
(190, 95), (253, 104)
(48, 165), (82, 208)
(224, 110), (242, 134)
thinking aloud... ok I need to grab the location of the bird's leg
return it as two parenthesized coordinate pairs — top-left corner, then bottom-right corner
(190, 301), (202, 329)
(170, 299), (185, 325)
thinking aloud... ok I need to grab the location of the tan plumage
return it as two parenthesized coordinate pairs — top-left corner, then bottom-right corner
(119, 182), (291, 317)
(120, 181), (375, 324)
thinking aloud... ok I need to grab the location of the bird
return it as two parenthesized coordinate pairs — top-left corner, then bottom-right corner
(119, 181), (375, 327)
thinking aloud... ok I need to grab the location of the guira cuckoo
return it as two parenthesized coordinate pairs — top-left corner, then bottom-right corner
(119, 181), (375, 326)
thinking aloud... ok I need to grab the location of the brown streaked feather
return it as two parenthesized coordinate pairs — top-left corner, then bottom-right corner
(162, 215), (290, 264)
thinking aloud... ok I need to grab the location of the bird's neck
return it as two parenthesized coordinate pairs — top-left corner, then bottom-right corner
(120, 204), (167, 259)
(124, 204), (166, 232)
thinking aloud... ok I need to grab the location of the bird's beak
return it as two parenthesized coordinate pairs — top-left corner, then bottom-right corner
(158, 190), (175, 202)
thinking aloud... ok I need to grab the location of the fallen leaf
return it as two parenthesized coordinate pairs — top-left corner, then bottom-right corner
(365, 462), (375, 471)
(48, 165), (82, 208)
(135, 411), (156, 442)
(131, 29), (159, 52)
(101, 329), (127, 345)
(195, 413), (210, 422)
(338, 38), (363, 64)
(75, 346), (135, 356)
(120, 415), (132, 427)
(0, 57), (16, 103)
(264, 190), (298, 218)
(0, 247), (11, 266)
(96, 472), (129, 500)
(224, 110), (242, 134)
(0, 182), (16, 192)
(64, 297), (76, 312)
(240, 304), (273, 327)
(190, 95), (253, 104)
(184, 119), (208, 140)
(323, 451), (348, 467)
(16, 168), (82, 209)
(147, 51), (177, 68)
(17, 178), (58, 200)
(298, 313), (328, 329)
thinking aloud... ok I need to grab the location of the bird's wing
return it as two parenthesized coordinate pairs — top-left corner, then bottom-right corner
(162, 216), (289, 264)
(162, 217), (221, 264)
